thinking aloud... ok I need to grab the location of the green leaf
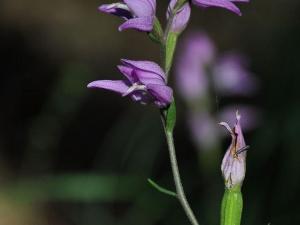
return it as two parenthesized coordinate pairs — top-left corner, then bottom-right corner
(3, 174), (141, 202)
(147, 178), (177, 198)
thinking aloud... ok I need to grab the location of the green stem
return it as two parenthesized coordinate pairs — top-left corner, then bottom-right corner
(164, 33), (178, 76)
(220, 186), (243, 225)
(163, 123), (200, 225)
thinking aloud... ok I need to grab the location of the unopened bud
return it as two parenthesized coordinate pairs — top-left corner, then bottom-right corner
(167, 0), (191, 34)
(220, 111), (248, 188)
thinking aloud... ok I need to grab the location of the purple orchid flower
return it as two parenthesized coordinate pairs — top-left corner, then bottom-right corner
(192, 0), (249, 16)
(99, 0), (156, 32)
(176, 32), (215, 100)
(176, 32), (258, 101)
(213, 53), (258, 96)
(167, 0), (191, 33)
(87, 59), (173, 108)
(175, 31), (259, 154)
(220, 111), (247, 188)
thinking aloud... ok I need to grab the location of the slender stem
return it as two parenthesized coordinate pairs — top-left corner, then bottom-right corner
(164, 127), (200, 225)
(159, 2), (200, 224)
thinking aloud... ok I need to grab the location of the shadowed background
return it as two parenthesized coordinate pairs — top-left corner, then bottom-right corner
(0, 0), (299, 225)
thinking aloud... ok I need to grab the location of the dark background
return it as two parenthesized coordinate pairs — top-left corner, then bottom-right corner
(0, 0), (299, 224)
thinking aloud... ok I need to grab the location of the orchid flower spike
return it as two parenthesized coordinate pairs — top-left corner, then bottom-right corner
(192, 0), (249, 16)
(167, 0), (191, 34)
(99, 0), (156, 32)
(220, 111), (248, 188)
(87, 59), (173, 108)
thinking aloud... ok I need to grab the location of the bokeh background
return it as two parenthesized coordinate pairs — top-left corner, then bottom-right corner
(0, 0), (300, 225)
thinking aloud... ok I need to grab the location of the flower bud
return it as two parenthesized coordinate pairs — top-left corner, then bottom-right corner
(167, 0), (191, 34)
(220, 111), (248, 188)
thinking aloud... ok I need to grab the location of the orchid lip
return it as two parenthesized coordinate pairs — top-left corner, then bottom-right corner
(101, 3), (130, 11)
(112, 3), (130, 11)
(122, 83), (147, 97)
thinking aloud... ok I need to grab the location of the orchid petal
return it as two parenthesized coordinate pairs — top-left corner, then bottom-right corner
(192, 0), (242, 15)
(98, 3), (132, 19)
(87, 80), (129, 94)
(231, 0), (249, 2)
(147, 0), (157, 12)
(124, 0), (155, 17)
(234, 111), (246, 149)
(147, 84), (173, 107)
(219, 122), (235, 137)
(118, 16), (154, 32)
(117, 65), (136, 83)
(121, 59), (166, 81)
(134, 70), (166, 86)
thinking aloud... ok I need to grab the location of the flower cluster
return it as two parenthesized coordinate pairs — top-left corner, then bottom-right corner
(88, 1), (252, 224)
(99, 0), (249, 33)
(175, 31), (259, 150)
(89, 0), (250, 107)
